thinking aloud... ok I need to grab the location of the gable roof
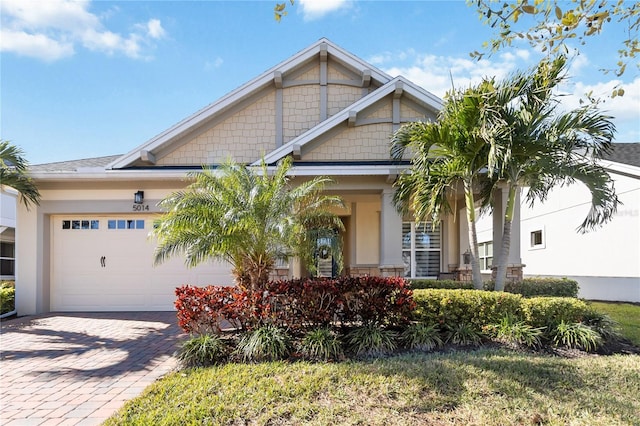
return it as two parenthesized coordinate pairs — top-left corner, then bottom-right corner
(604, 143), (640, 168)
(30, 155), (122, 173)
(108, 38), (394, 170)
(257, 76), (442, 165)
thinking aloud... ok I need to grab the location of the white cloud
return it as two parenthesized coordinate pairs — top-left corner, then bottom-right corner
(374, 48), (638, 142)
(561, 77), (640, 142)
(0, 28), (74, 61)
(204, 56), (224, 71)
(0, 0), (165, 61)
(379, 50), (533, 98)
(146, 19), (165, 39)
(298, 0), (349, 21)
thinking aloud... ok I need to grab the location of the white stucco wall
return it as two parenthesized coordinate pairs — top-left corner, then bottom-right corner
(520, 163), (640, 302)
(455, 162), (640, 302)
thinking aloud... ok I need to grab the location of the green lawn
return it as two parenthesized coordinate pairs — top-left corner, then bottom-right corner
(105, 349), (640, 426)
(589, 301), (640, 346)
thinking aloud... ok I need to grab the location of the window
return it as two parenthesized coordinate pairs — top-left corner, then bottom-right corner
(0, 241), (15, 277)
(62, 219), (99, 230)
(478, 241), (493, 271)
(530, 229), (545, 249)
(402, 222), (440, 278)
(107, 219), (145, 230)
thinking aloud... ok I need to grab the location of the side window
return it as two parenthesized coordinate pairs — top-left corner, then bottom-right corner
(530, 229), (545, 249)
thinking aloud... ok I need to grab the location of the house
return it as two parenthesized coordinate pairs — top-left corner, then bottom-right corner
(16, 39), (521, 314)
(461, 143), (640, 303)
(1, 189), (17, 282)
(520, 144), (640, 302)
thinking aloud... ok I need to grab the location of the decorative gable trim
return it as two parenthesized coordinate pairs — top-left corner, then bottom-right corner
(257, 76), (442, 165)
(107, 39), (392, 170)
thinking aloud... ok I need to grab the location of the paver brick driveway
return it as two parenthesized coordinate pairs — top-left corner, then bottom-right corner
(0, 312), (185, 425)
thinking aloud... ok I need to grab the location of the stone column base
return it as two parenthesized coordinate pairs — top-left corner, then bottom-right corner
(347, 265), (380, 277)
(491, 264), (526, 283)
(379, 265), (405, 278)
(455, 266), (473, 282)
(269, 267), (290, 281)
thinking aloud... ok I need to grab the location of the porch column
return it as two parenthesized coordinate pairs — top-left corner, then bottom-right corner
(492, 186), (525, 282)
(379, 189), (404, 277)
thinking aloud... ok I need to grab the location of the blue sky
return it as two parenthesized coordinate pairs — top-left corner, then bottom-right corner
(2, 0), (638, 165)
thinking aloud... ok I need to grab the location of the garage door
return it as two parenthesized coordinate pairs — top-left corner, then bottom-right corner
(51, 215), (234, 311)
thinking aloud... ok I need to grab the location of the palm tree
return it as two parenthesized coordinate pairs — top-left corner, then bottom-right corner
(482, 56), (618, 291)
(390, 84), (494, 289)
(0, 140), (40, 209)
(152, 156), (344, 294)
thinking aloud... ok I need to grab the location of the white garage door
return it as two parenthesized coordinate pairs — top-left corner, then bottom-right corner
(51, 215), (234, 311)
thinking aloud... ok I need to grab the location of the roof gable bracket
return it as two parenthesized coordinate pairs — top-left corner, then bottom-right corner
(292, 144), (302, 160)
(361, 69), (372, 88)
(348, 111), (357, 127)
(274, 71), (283, 89)
(140, 150), (156, 165)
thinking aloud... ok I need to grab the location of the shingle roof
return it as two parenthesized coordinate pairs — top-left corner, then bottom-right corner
(29, 155), (122, 172)
(604, 143), (640, 168)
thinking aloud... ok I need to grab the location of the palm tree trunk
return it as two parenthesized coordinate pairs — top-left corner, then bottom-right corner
(494, 184), (517, 291)
(463, 180), (483, 289)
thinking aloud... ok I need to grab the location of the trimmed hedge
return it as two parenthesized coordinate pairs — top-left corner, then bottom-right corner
(521, 297), (591, 328)
(412, 289), (594, 337)
(175, 276), (415, 334)
(409, 279), (474, 290)
(484, 277), (579, 298)
(0, 281), (15, 315)
(412, 289), (523, 332)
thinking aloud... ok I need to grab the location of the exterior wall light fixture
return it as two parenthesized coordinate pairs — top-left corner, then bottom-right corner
(134, 191), (144, 204)
(462, 248), (472, 265)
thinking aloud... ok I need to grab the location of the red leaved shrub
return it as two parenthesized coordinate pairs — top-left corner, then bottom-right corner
(175, 276), (415, 334)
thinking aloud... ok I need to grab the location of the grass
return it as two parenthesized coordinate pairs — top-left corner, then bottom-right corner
(105, 349), (640, 426)
(589, 301), (640, 346)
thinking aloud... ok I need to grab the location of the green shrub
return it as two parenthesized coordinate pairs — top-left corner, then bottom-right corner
(236, 325), (291, 362)
(299, 327), (343, 361)
(551, 321), (602, 352)
(0, 281), (15, 315)
(412, 289), (523, 330)
(409, 279), (474, 290)
(484, 277), (579, 298)
(521, 297), (591, 329)
(346, 324), (397, 357)
(582, 309), (621, 342)
(400, 323), (443, 351)
(444, 322), (483, 346)
(175, 334), (229, 368)
(489, 315), (544, 348)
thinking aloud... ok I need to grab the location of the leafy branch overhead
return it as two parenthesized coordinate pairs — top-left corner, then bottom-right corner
(471, 0), (639, 85)
(274, 0), (295, 22)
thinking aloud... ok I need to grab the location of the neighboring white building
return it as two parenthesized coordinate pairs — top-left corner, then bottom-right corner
(461, 143), (640, 303)
(0, 188), (17, 282)
(520, 144), (640, 303)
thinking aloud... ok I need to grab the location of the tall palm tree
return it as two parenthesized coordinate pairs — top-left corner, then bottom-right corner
(482, 56), (618, 291)
(391, 84), (494, 289)
(0, 140), (40, 209)
(152, 156), (344, 294)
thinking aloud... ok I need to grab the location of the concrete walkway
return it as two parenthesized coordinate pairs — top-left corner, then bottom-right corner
(0, 312), (184, 425)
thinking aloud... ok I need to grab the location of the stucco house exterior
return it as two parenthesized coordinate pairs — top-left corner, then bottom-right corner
(468, 143), (640, 303)
(21, 39), (516, 314)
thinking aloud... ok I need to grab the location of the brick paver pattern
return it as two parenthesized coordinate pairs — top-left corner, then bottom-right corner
(0, 312), (184, 425)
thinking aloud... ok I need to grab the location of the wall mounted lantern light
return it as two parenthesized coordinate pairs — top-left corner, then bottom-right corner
(134, 191), (144, 204)
(462, 248), (472, 265)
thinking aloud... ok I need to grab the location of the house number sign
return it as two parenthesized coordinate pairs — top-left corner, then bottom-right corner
(132, 204), (150, 212)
